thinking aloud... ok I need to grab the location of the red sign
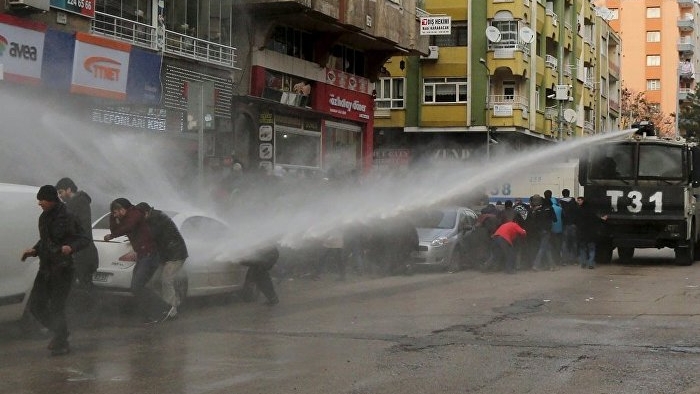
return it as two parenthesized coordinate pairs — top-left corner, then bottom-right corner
(318, 84), (373, 123)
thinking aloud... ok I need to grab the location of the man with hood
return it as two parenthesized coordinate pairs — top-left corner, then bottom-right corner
(135, 202), (188, 321)
(55, 177), (99, 289)
(21, 185), (90, 356)
(104, 198), (166, 323)
(529, 194), (557, 271)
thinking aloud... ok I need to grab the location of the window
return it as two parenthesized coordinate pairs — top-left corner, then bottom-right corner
(646, 7), (660, 18)
(503, 81), (515, 100)
(646, 79), (661, 90)
(646, 31), (661, 43)
(275, 126), (321, 169)
(431, 22), (468, 47)
(324, 121), (362, 178)
(327, 45), (365, 76)
(491, 20), (518, 45)
(375, 78), (405, 109)
(646, 55), (661, 66)
(423, 78), (468, 103)
(266, 25), (313, 61)
(159, 0), (234, 46)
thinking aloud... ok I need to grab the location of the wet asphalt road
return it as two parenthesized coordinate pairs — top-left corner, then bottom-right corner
(2, 248), (700, 394)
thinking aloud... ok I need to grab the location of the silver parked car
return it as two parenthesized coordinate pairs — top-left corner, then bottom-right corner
(412, 206), (478, 271)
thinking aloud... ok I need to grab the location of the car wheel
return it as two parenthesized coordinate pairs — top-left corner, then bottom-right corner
(240, 280), (260, 303)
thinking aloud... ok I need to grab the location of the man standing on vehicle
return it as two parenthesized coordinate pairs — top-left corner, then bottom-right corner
(104, 198), (167, 324)
(21, 185), (90, 356)
(135, 202), (188, 321)
(55, 178), (99, 290)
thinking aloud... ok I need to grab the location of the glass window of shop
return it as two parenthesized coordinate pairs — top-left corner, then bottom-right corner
(96, 0), (152, 23)
(324, 121), (362, 180)
(275, 126), (321, 169)
(161, 0), (233, 46)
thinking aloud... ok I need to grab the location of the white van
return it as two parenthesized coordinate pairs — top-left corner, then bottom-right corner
(0, 183), (40, 323)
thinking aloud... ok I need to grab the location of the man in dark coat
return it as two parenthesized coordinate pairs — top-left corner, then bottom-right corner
(530, 194), (558, 271)
(240, 245), (280, 305)
(104, 198), (166, 323)
(55, 177), (99, 289)
(21, 185), (90, 356)
(135, 202), (188, 321)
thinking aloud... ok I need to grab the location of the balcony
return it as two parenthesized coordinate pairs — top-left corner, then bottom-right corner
(92, 11), (157, 50)
(679, 87), (694, 101)
(678, 17), (695, 32)
(678, 0), (694, 8)
(678, 37), (695, 54)
(545, 54), (557, 70)
(609, 99), (620, 113)
(584, 120), (594, 134)
(91, 11), (238, 69)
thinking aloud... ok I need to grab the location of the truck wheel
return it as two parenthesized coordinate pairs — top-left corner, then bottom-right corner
(618, 247), (634, 264)
(675, 246), (694, 266)
(596, 241), (613, 265)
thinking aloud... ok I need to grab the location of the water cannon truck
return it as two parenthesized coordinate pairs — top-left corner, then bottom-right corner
(578, 121), (700, 265)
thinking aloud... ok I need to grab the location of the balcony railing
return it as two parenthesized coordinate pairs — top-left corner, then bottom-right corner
(488, 94), (529, 111)
(584, 120), (594, 134)
(163, 30), (237, 68)
(91, 11), (238, 69)
(92, 11), (157, 50)
(545, 54), (557, 70)
(609, 99), (620, 112)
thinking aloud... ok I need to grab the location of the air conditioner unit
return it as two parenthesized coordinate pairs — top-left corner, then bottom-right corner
(8, 0), (49, 12)
(420, 46), (439, 60)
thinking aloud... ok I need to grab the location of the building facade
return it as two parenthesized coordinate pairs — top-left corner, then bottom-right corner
(1, 0), (426, 180)
(602, 0), (700, 132)
(373, 0), (621, 168)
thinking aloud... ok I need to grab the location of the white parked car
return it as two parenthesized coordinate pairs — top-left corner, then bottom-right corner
(0, 183), (40, 323)
(91, 210), (255, 301)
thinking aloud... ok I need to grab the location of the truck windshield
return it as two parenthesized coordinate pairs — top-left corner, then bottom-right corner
(588, 143), (684, 182)
(589, 144), (634, 180)
(638, 145), (683, 179)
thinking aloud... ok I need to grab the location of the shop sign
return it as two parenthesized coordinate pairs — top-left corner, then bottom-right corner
(493, 104), (513, 117)
(91, 107), (166, 131)
(420, 16), (452, 36)
(0, 14), (47, 85)
(71, 32), (130, 100)
(325, 68), (371, 94)
(321, 85), (373, 122)
(50, 0), (95, 18)
(374, 149), (411, 166)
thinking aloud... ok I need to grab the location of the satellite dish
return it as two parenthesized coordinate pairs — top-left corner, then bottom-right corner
(564, 109), (577, 123)
(519, 26), (535, 44)
(485, 26), (501, 43)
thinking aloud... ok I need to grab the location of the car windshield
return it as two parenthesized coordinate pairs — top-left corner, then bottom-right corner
(413, 209), (457, 229)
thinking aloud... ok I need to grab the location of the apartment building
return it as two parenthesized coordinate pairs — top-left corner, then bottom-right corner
(601, 0), (699, 133)
(0, 0), (425, 178)
(373, 0), (621, 166)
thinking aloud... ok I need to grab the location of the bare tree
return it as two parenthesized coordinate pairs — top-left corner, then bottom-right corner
(620, 87), (675, 137)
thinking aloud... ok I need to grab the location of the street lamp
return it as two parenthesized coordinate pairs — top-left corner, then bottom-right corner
(479, 58), (491, 161)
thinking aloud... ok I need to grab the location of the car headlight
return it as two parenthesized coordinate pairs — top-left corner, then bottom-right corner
(430, 237), (449, 247)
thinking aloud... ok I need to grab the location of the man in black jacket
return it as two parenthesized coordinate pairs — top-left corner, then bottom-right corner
(136, 203), (188, 322)
(21, 185), (90, 356)
(55, 177), (99, 289)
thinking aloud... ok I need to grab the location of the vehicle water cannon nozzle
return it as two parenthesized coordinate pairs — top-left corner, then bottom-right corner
(632, 121), (655, 137)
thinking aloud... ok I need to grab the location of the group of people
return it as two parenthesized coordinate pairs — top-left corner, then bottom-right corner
(479, 188), (604, 273)
(20, 178), (190, 356)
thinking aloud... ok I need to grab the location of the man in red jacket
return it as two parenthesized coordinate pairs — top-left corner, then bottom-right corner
(104, 198), (168, 323)
(492, 219), (527, 274)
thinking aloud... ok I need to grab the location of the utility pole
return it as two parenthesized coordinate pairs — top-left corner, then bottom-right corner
(479, 58), (491, 160)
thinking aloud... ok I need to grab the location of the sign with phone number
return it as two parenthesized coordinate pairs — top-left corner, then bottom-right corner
(51, 0), (95, 18)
